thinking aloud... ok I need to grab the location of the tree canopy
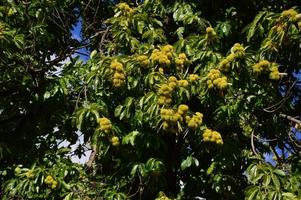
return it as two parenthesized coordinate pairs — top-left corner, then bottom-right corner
(1, 0), (301, 199)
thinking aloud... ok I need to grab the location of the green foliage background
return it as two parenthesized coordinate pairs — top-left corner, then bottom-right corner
(1, 0), (301, 199)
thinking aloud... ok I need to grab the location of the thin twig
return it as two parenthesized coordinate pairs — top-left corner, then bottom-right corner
(86, 144), (97, 169)
(99, 27), (111, 55)
(263, 80), (297, 113)
(253, 135), (278, 142)
(279, 113), (301, 125)
(251, 131), (259, 156)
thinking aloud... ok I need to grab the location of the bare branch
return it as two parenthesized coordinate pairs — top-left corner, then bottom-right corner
(263, 80), (297, 113)
(251, 131), (259, 156)
(86, 144), (97, 169)
(279, 113), (301, 125)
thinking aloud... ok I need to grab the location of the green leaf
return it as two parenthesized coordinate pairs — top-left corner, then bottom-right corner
(122, 131), (140, 146)
(262, 175), (271, 187)
(246, 186), (259, 200)
(63, 193), (74, 200)
(13, 34), (24, 48)
(274, 169), (285, 176)
(43, 91), (51, 100)
(246, 11), (266, 42)
(181, 156), (192, 171)
(271, 174), (280, 191)
(282, 193), (297, 199)
(114, 105), (123, 117)
(130, 164), (140, 176)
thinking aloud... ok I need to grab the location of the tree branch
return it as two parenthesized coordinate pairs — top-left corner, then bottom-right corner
(251, 131), (259, 156)
(86, 144), (97, 170)
(279, 113), (301, 125)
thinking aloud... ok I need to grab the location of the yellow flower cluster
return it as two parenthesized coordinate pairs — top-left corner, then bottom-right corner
(202, 129), (223, 144)
(218, 58), (230, 71)
(175, 53), (188, 69)
(150, 45), (173, 66)
(168, 76), (178, 89)
(281, 9), (298, 20)
(231, 43), (245, 58)
(160, 105), (204, 131)
(206, 69), (228, 90)
(252, 60), (281, 80)
(111, 136), (120, 146)
(159, 196), (170, 200)
(218, 43), (244, 71)
(117, 3), (133, 15)
(252, 60), (270, 74)
(158, 76), (183, 105)
(160, 104), (189, 130)
(294, 13), (301, 22)
(45, 175), (58, 189)
(178, 79), (189, 87)
(177, 104), (189, 115)
(206, 27), (217, 37)
(136, 55), (150, 67)
(269, 64), (280, 80)
(157, 83), (173, 105)
(157, 76), (191, 105)
(161, 109), (180, 130)
(99, 117), (112, 133)
(185, 112), (203, 129)
(218, 54), (235, 71)
(110, 60), (126, 87)
(207, 69), (221, 80)
(280, 9), (301, 28)
(188, 74), (200, 82)
(162, 44), (174, 55)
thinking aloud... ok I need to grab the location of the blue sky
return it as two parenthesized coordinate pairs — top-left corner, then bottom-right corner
(71, 18), (90, 61)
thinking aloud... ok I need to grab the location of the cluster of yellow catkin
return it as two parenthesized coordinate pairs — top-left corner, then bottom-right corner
(111, 136), (120, 146)
(218, 43), (245, 71)
(178, 79), (189, 87)
(269, 64), (280, 80)
(281, 9), (301, 24)
(99, 117), (112, 133)
(110, 60), (126, 87)
(136, 55), (150, 68)
(205, 27), (217, 40)
(150, 45), (173, 66)
(188, 74), (200, 82)
(98, 117), (119, 146)
(271, 9), (301, 34)
(157, 83), (173, 105)
(160, 108), (182, 130)
(230, 43), (245, 58)
(157, 76), (190, 105)
(116, 2), (133, 15)
(252, 60), (280, 80)
(206, 69), (228, 90)
(175, 53), (188, 69)
(150, 45), (189, 73)
(185, 112), (203, 129)
(44, 175), (58, 189)
(160, 104), (203, 131)
(202, 129), (223, 144)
